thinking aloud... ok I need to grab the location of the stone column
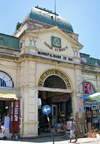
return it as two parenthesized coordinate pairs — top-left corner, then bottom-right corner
(71, 92), (77, 118)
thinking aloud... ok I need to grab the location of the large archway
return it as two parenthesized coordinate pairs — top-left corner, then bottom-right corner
(38, 69), (71, 90)
(38, 69), (72, 131)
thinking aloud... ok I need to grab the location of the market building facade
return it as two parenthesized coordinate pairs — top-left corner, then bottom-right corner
(0, 6), (100, 138)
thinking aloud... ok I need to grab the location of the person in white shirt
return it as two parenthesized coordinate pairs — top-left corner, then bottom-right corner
(0, 122), (5, 140)
(69, 117), (77, 143)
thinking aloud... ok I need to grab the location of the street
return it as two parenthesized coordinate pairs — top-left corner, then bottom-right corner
(0, 136), (100, 144)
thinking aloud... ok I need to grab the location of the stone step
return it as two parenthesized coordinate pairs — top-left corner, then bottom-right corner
(4, 128), (12, 139)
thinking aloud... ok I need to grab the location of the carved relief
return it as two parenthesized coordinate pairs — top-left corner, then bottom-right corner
(38, 69), (71, 90)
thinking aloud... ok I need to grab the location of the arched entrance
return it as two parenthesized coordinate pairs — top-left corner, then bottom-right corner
(38, 69), (72, 131)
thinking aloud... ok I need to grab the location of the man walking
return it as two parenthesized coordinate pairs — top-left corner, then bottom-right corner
(69, 117), (77, 143)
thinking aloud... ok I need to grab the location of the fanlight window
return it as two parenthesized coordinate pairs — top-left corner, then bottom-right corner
(43, 75), (67, 89)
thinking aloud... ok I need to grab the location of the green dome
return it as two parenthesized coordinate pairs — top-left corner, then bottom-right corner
(22, 7), (74, 32)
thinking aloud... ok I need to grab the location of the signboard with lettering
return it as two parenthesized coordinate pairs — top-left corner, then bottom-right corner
(84, 83), (92, 94)
(51, 36), (61, 48)
(49, 93), (70, 103)
(78, 106), (82, 112)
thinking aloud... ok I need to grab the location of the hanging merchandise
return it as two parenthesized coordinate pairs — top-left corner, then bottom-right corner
(60, 111), (65, 117)
(87, 111), (91, 118)
(92, 111), (97, 118)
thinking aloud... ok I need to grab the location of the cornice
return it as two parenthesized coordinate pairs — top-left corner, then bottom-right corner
(0, 53), (100, 74)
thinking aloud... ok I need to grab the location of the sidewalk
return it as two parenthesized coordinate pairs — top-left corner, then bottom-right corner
(1, 135), (100, 144)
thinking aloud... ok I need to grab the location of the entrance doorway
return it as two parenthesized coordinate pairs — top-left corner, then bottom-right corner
(38, 70), (72, 134)
(0, 99), (20, 138)
(0, 101), (10, 124)
(38, 91), (72, 132)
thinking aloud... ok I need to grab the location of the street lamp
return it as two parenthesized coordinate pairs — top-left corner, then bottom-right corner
(78, 78), (87, 87)
(78, 78), (87, 93)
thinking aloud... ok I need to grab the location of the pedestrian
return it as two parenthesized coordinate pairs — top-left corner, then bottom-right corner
(69, 117), (77, 143)
(0, 122), (5, 140)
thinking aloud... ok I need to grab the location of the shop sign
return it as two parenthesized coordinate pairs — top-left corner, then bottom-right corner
(84, 105), (92, 108)
(92, 105), (97, 110)
(38, 69), (71, 90)
(78, 106), (82, 112)
(51, 36), (61, 48)
(92, 111), (97, 117)
(49, 93), (70, 103)
(84, 83), (92, 94)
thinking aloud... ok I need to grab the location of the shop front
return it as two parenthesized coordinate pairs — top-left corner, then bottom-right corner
(0, 71), (20, 138)
(80, 82), (99, 131)
(0, 88), (21, 138)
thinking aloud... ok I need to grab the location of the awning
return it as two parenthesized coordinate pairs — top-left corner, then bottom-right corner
(78, 95), (89, 99)
(78, 92), (100, 102)
(36, 87), (72, 93)
(0, 89), (18, 100)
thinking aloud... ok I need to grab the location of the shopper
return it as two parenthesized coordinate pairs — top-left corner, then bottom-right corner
(0, 122), (5, 140)
(69, 117), (77, 143)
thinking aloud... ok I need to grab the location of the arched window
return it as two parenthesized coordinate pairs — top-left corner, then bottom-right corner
(0, 71), (14, 88)
(0, 78), (6, 87)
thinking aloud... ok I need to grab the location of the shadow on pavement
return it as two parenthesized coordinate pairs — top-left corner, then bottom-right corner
(5, 135), (70, 143)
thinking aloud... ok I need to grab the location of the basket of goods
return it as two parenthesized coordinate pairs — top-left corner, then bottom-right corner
(59, 130), (64, 133)
(94, 129), (98, 133)
(57, 128), (60, 133)
(92, 133), (96, 138)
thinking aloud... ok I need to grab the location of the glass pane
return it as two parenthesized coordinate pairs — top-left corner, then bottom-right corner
(38, 98), (41, 109)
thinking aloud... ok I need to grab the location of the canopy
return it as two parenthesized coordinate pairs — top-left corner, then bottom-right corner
(0, 89), (18, 100)
(79, 92), (100, 102)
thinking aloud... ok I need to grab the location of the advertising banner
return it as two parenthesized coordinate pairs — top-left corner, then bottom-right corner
(80, 57), (87, 63)
(84, 83), (92, 94)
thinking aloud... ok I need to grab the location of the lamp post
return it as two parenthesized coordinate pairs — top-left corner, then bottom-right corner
(78, 78), (87, 93)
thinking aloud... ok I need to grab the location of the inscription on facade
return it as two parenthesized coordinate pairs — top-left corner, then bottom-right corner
(44, 42), (68, 52)
(38, 69), (71, 90)
(38, 51), (73, 62)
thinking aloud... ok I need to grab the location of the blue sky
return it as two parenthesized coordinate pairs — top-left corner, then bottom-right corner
(0, 0), (100, 59)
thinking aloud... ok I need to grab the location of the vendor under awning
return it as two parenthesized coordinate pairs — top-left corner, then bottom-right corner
(0, 89), (18, 100)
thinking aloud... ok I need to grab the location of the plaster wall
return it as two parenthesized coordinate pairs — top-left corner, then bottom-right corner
(36, 31), (73, 57)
